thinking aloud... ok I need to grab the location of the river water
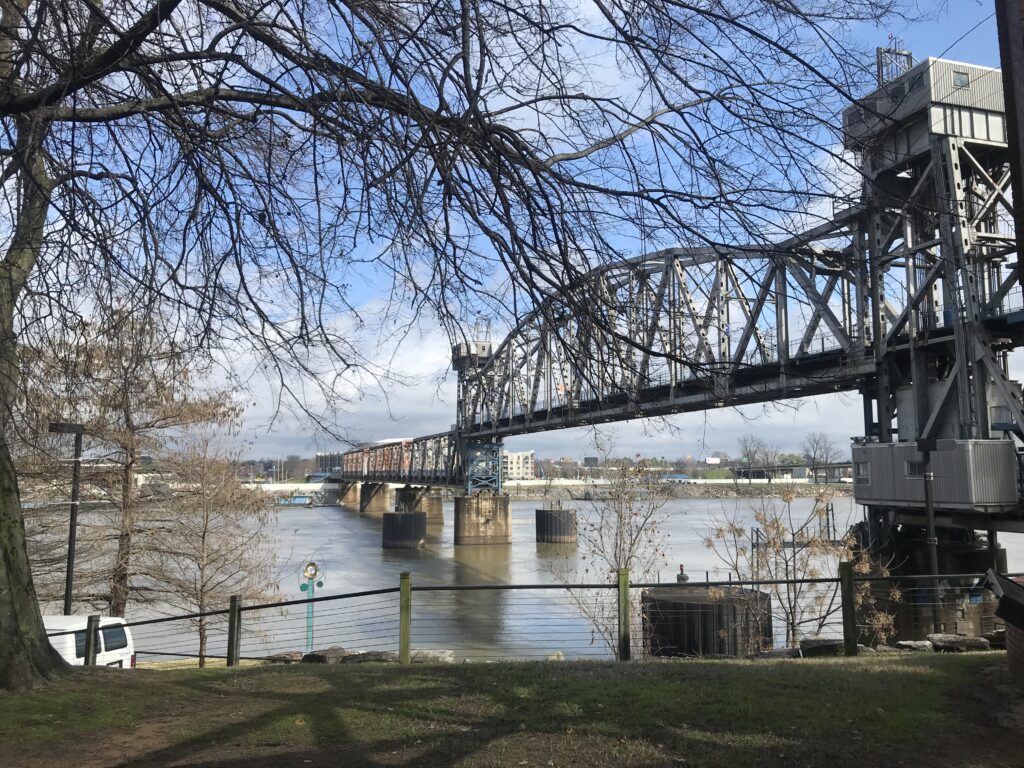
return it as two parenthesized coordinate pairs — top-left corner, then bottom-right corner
(274, 496), (856, 591)
(239, 495), (1023, 661)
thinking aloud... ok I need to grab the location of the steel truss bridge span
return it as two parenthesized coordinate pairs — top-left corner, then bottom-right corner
(336, 193), (1024, 487)
(457, 221), (878, 442)
(332, 216), (883, 486)
(334, 57), (1024, 505)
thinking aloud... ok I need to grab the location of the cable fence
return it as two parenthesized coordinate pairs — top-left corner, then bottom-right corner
(238, 589), (401, 661)
(129, 611), (231, 665)
(854, 574), (1006, 645)
(47, 567), (1019, 668)
(411, 584), (620, 661)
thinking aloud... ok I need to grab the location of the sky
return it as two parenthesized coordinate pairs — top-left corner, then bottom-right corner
(237, 2), (1010, 462)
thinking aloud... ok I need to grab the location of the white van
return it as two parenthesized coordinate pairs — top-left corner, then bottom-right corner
(43, 615), (136, 669)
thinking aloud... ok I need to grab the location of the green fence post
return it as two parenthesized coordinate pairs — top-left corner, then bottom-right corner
(839, 561), (858, 656)
(617, 568), (631, 661)
(227, 595), (242, 667)
(399, 572), (411, 664)
(84, 614), (100, 666)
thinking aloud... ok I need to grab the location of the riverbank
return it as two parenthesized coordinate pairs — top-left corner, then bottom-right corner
(1, 654), (1017, 768)
(503, 482), (852, 501)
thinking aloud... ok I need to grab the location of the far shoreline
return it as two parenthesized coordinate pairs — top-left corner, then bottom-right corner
(500, 482), (853, 502)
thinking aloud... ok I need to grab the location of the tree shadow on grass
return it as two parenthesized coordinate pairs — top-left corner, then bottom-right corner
(100, 656), (1012, 768)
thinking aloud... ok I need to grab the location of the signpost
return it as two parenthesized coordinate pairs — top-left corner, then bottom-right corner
(299, 561), (324, 653)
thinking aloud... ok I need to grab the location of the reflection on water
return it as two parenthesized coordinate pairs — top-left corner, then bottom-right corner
(452, 542), (512, 585)
(449, 544), (511, 649)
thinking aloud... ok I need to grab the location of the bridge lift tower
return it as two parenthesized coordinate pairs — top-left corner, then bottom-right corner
(453, 331), (503, 493)
(846, 54), (1024, 581)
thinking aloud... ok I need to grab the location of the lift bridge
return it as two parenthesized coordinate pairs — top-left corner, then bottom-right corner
(326, 56), (1024, 539)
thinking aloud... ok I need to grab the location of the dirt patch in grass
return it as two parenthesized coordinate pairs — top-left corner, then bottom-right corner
(0, 654), (1019, 768)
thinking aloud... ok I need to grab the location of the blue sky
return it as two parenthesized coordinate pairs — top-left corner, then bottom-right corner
(883, 2), (998, 68)
(240, 2), (1011, 462)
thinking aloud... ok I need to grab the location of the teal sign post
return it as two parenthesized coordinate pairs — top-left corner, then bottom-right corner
(299, 561), (324, 653)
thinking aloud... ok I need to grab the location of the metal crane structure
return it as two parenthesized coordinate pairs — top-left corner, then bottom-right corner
(328, 55), (1024, 541)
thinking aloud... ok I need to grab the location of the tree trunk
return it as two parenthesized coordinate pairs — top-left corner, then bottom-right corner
(0, 129), (65, 688)
(0, 438), (67, 688)
(198, 615), (206, 668)
(109, 458), (135, 617)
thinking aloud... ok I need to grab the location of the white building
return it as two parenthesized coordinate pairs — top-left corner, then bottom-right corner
(503, 450), (536, 480)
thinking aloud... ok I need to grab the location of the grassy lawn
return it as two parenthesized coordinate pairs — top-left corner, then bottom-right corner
(0, 654), (1019, 768)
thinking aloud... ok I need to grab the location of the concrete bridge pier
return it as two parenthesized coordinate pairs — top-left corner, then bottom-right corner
(339, 481), (360, 508)
(395, 485), (444, 523)
(359, 482), (394, 518)
(454, 494), (511, 545)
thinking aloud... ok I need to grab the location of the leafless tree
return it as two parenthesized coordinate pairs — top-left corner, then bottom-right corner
(704, 489), (851, 647)
(737, 434), (766, 471)
(551, 440), (668, 657)
(16, 300), (239, 617)
(737, 433), (785, 482)
(802, 432), (842, 483)
(760, 443), (783, 482)
(0, 0), (914, 687)
(139, 434), (277, 666)
(16, 492), (111, 610)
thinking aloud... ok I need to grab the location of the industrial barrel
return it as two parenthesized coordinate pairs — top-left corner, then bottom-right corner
(641, 586), (773, 657)
(535, 508), (577, 543)
(381, 511), (427, 549)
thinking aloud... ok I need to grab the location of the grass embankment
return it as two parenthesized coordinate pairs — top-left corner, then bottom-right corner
(0, 654), (1018, 768)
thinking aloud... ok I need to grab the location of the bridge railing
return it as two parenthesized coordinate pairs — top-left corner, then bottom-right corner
(51, 571), (1014, 668)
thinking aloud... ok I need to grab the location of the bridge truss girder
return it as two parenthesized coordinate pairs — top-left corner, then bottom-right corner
(338, 431), (462, 486)
(458, 212), (876, 439)
(452, 139), (1024, 451)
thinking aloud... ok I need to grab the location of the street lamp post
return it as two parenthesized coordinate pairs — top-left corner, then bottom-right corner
(49, 421), (84, 616)
(299, 561), (324, 652)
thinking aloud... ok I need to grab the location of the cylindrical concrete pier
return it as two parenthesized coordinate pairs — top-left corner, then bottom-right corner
(382, 512), (427, 549)
(535, 508), (578, 543)
(454, 495), (511, 545)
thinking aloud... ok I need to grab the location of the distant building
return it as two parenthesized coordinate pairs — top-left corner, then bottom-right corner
(503, 450), (536, 480)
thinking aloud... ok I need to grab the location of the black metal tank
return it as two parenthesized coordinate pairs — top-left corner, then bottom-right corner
(641, 586), (773, 657)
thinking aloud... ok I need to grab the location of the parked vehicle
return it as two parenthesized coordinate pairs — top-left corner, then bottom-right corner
(42, 615), (136, 669)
